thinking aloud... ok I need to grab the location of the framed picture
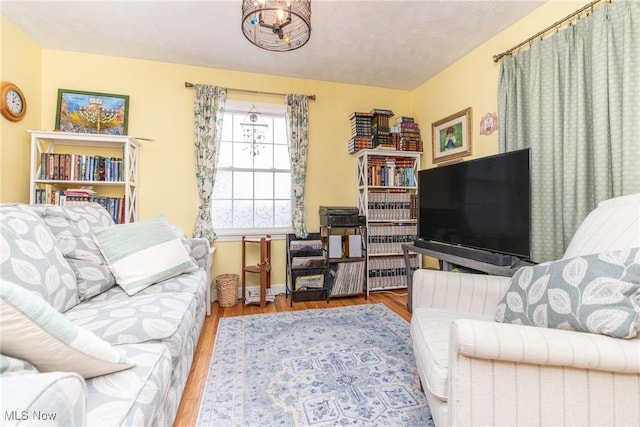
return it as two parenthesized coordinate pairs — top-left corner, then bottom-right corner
(55, 89), (129, 135)
(432, 107), (472, 163)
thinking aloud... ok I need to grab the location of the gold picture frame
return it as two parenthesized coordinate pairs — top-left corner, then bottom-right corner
(432, 107), (472, 163)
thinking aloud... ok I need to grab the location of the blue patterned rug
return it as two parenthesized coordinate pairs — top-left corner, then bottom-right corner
(196, 304), (433, 426)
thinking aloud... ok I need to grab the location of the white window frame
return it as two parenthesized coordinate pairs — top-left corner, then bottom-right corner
(210, 100), (293, 242)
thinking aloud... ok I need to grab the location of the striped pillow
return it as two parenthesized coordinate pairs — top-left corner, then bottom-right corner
(0, 280), (134, 378)
(91, 215), (198, 295)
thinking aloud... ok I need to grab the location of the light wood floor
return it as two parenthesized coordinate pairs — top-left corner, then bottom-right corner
(173, 290), (411, 426)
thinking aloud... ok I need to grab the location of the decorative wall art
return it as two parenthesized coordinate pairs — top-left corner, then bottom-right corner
(480, 112), (498, 135)
(55, 89), (129, 135)
(432, 107), (472, 163)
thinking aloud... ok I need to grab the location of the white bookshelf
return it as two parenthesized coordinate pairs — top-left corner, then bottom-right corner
(27, 130), (141, 223)
(355, 149), (422, 295)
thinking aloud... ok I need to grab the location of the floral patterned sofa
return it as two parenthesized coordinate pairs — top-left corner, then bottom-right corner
(411, 193), (640, 426)
(0, 203), (210, 426)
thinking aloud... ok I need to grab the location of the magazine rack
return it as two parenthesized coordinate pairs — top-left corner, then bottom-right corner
(286, 232), (329, 306)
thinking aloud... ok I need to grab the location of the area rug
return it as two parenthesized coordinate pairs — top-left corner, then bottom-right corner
(196, 304), (433, 426)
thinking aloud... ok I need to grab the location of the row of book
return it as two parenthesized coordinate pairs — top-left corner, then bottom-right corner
(367, 224), (417, 254)
(327, 260), (365, 296)
(34, 189), (126, 224)
(367, 157), (416, 187)
(368, 255), (420, 290)
(391, 116), (424, 152)
(367, 192), (418, 220)
(40, 153), (124, 182)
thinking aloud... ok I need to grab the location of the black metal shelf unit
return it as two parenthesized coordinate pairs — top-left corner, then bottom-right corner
(285, 232), (329, 306)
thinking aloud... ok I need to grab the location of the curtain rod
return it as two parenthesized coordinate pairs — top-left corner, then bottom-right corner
(493, 0), (609, 62)
(184, 81), (316, 101)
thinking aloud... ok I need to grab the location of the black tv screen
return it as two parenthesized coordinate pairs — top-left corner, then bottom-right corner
(417, 148), (531, 260)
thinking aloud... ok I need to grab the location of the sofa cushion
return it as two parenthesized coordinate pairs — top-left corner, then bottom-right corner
(92, 215), (198, 296)
(65, 269), (206, 364)
(0, 204), (79, 312)
(410, 308), (493, 401)
(31, 203), (117, 302)
(85, 343), (172, 427)
(0, 280), (134, 378)
(495, 248), (640, 339)
(563, 193), (640, 259)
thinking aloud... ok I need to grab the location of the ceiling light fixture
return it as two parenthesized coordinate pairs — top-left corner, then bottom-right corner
(241, 0), (311, 52)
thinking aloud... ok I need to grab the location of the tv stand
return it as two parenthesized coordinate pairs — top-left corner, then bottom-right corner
(402, 242), (533, 312)
(413, 240), (513, 266)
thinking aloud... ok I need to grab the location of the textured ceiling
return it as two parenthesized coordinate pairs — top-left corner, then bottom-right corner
(1, 0), (546, 90)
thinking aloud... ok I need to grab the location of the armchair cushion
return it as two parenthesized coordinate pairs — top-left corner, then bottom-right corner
(495, 248), (640, 339)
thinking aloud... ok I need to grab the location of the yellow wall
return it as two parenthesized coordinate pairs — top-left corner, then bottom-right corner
(0, 16), (42, 201)
(0, 0), (585, 283)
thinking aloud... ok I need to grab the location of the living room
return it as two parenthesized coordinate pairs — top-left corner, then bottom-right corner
(1, 0), (590, 282)
(2, 1), (639, 426)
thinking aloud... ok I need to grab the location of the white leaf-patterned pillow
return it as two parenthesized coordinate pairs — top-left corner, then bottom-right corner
(495, 248), (640, 339)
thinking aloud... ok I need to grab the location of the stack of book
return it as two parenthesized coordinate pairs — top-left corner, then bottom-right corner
(391, 116), (423, 152)
(370, 108), (394, 149)
(348, 112), (373, 153)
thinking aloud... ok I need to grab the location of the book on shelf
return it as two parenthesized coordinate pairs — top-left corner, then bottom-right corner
(245, 286), (275, 304)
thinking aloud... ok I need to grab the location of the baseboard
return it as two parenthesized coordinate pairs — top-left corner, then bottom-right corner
(212, 283), (287, 302)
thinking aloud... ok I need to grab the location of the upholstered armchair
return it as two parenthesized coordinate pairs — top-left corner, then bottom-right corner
(411, 193), (640, 426)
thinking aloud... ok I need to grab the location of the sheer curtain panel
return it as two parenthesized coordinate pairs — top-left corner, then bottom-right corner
(192, 85), (227, 241)
(286, 94), (310, 238)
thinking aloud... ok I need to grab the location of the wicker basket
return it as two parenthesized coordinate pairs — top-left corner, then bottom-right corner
(215, 274), (239, 308)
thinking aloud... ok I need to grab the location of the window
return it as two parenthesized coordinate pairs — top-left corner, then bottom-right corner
(211, 101), (292, 238)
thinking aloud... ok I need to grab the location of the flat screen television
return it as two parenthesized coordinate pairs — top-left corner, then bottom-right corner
(416, 148), (531, 265)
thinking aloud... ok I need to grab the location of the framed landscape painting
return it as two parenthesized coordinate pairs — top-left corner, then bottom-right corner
(55, 89), (129, 135)
(432, 107), (472, 163)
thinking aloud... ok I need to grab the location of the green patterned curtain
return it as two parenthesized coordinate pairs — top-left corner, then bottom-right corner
(192, 85), (227, 241)
(286, 94), (310, 238)
(498, 0), (640, 262)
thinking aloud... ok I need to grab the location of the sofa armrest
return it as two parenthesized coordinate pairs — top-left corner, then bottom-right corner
(447, 319), (640, 426)
(451, 319), (640, 374)
(412, 269), (511, 316)
(0, 371), (87, 426)
(186, 238), (211, 271)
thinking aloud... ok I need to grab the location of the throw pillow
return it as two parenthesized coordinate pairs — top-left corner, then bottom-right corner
(0, 280), (134, 378)
(32, 203), (117, 302)
(91, 215), (198, 296)
(495, 248), (640, 339)
(0, 204), (79, 312)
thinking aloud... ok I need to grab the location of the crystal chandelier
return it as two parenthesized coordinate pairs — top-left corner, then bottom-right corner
(241, 0), (311, 52)
(240, 105), (268, 156)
